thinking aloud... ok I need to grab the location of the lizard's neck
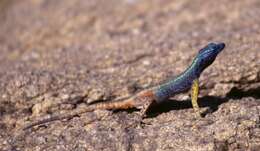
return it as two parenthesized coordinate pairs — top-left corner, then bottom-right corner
(182, 57), (202, 78)
(170, 56), (202, 83)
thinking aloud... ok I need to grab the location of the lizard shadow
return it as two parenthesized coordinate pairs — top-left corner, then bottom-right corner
(145, 95), (228, 118)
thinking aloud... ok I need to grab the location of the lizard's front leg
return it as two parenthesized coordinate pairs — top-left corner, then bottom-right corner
(191, 78), (201, 117)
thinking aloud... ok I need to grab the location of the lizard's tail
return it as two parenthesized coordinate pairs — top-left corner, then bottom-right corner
(22, 98), (135, 130)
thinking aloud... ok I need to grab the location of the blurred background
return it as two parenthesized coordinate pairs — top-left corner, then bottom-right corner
(0, 0), (259, 150)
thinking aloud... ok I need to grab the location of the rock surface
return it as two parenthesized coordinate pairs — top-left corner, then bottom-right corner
(0, 0), (259, 150)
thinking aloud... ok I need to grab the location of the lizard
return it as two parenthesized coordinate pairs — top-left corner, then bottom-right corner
(22, 42), (225, 130)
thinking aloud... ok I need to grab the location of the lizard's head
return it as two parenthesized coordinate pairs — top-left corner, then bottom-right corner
(196, 42), (225, 71)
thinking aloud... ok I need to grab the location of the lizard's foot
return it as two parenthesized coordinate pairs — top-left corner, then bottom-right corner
(192, 99), (202, 118)
(139, 100), (156, 118)
(128, 100), (154, 128)
(194, 109), (202, 118)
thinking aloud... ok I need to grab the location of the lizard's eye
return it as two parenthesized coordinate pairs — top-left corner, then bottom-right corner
(208, 43), (217, 47)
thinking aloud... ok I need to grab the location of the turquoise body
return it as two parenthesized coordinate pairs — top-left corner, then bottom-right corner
(154, 42), (225, 103)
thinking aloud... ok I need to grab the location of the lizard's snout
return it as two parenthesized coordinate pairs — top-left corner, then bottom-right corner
(217, 42), (225, 50)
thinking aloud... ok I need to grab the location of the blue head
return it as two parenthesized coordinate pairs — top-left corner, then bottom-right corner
(195, 42), (225, 73)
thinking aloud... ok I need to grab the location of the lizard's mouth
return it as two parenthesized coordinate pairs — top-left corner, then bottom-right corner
(216, 42), (225, 53)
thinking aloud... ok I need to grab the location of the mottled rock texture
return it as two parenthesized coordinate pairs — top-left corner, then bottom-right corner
(0, 0), (259, 150)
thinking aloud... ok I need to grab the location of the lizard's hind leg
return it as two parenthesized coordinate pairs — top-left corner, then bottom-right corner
(134, 90), (157, 118)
